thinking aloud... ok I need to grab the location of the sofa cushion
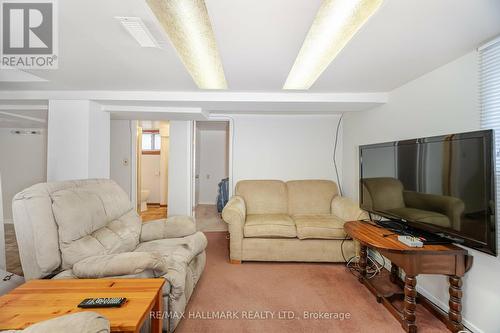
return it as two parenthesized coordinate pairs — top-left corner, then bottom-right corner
(294, 215), (346, 240)
(244, 214), (296, 238)
(235, 180), (288, 214)
(286, 180), (339, 215)
(386, 207), (451, 228)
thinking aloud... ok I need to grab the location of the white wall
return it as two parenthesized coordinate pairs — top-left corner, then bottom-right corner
(110, 120), (132, 197)
(168, 121), (192, 216)
(88, 101), (110, 178)
(232, 115), (342, 184)
(47, 100), (110, 181)
(141, 154), (161, 203)
(0, 173), (4, 270)
(343, 51), (499, 333)
(0, 129), (47, 221)
(197, 126), (228, 204)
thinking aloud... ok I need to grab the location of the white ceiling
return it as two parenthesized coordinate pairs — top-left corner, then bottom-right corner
(0, 0), (498, 93)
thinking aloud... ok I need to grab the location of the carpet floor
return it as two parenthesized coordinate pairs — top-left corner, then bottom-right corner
(176, 232), (448, 333)
(195, 205), (228, 232)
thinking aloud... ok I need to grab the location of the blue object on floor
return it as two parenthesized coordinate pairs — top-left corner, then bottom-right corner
(217, 178), (229, 213)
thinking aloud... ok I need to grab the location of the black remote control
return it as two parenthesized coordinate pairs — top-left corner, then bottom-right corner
(78, 297), (127, 308)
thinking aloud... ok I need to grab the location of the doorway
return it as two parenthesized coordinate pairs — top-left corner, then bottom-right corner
(194, 121), (230, 231)
(137, 121), (169, 222)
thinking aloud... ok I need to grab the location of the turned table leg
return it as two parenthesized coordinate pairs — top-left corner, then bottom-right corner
(390, 264), (399, 284)
(448, 275), (464, 332)
(403, 275), (417, 333)
(358, 245), (368, 282)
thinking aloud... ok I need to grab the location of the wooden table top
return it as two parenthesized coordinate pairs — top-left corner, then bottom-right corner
(0, 278), (165, 332)
(344, 220), (467, 255)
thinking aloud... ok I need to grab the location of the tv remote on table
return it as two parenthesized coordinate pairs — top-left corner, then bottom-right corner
(78, 297), (127, 308)
(397, 236), (423, 248)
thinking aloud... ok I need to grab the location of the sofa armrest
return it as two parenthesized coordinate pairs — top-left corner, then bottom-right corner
(21, 312), (110, 333)
(140, 216), (196, 242)
(403, 191), (465, 230)
(221, 196), (246, 261)
(72, 252), (168, 278)
(331, 196), (368, 222)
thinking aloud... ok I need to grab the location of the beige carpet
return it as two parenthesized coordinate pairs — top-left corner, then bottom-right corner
(176, 232), (449, 333)
(195, 204), (228, 232)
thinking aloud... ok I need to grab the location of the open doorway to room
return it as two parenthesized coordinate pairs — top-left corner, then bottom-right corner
(0, 108), (48, 278)
(137, 121), (169, 222)
(194, 121), (230, 232)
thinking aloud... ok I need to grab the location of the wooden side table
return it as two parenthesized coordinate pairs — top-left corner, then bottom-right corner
(0, 278), (165, 333)
(344, 221), (473, 333)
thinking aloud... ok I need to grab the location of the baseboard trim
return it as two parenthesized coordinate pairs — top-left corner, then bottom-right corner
(368, 249), (480, 332)
(417, 285), (481, 333)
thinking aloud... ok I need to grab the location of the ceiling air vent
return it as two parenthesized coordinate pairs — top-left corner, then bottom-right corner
(115, 16), (159, 48)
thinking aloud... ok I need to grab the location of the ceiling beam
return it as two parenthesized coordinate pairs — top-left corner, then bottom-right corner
(0, 104), (48, 111)
(0, 90), (388, 104)
(104, 105), (208, 121)
(0, 111), (46, 123)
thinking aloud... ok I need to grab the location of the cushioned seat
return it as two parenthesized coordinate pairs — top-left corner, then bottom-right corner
(244, 214), (296, 238)
(294, 215), (346, 240)
(386, 207), (451, 228)
(223, 179), (368, 263)
(12, 179), (207, 332)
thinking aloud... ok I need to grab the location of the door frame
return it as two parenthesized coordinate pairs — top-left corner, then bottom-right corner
(191, 117), (233, 214)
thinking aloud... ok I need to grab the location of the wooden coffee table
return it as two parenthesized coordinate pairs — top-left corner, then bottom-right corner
(0, 278), (165, 333)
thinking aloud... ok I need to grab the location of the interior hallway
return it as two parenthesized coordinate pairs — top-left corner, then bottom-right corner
(140, 204), (168, 222)
(195, 204), (228, 232)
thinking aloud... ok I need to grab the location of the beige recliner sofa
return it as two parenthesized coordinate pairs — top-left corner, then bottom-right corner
(12, 179), (207, 332)
(2, 312), (110, 333)
(222, 180), (367, 263)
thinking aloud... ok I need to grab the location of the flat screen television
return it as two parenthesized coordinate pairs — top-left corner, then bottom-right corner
(359, 129), (497, 255)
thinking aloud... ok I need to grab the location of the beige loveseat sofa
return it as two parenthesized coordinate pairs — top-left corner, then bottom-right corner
(12, 179), (207, 332)
(222, 180), (367, 263)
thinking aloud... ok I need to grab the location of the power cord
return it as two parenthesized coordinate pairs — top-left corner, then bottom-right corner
(341, 234), (385, 279)
(333, 114), (343, 196)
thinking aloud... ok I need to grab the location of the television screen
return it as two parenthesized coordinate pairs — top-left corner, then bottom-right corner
(359, 130), (497, 255)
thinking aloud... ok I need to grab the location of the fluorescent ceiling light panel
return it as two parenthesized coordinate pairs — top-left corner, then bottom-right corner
(284, 0), (383, 90)
(116, 17), (160, 48)
(146, 0), (227, 89)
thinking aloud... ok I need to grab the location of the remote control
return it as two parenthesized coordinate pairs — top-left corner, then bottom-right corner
(78, 297), (127, 308)
(397, 235), (423, 248)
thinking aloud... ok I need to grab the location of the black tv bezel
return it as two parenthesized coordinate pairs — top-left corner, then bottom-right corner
(359, 129), (497, 256)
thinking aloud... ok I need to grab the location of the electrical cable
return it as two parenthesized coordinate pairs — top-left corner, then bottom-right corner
(333, 114), (344, 196)
(342, 234), (386, 279)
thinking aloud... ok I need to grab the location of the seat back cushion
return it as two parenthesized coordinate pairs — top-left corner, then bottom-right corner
(361, 177), (405, 211)
(235, 180), (288, 215)
(12, 179), (140, 278)
(287, 180), (339, 215)
(51, 180), (141, 269)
